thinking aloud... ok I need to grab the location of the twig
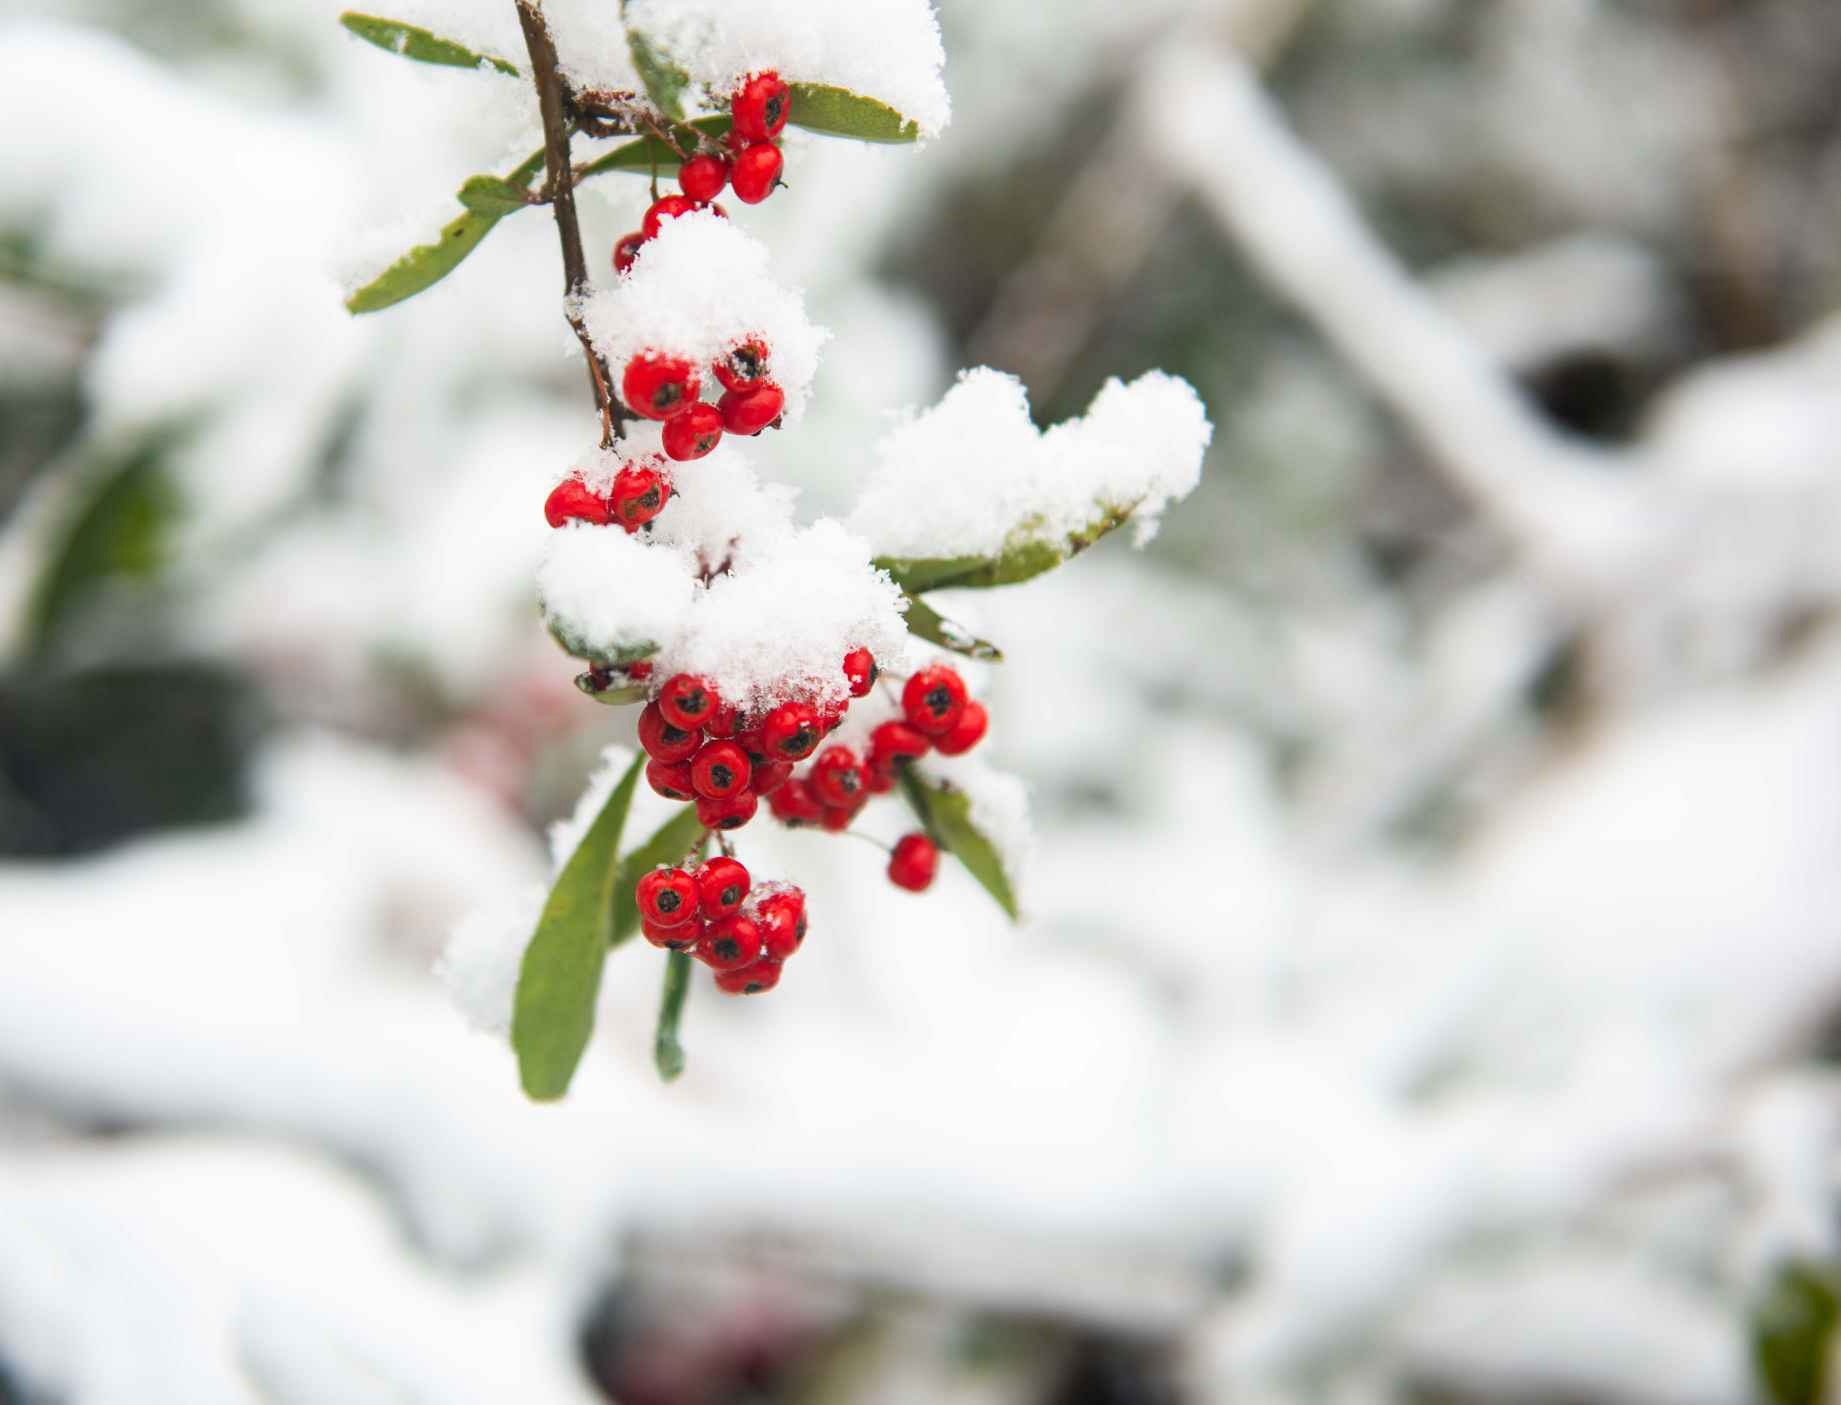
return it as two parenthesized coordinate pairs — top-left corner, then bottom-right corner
(515, 0), (631, 446)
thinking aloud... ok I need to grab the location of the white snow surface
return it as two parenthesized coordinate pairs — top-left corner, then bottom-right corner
(578, 209), (828, 425)
(847, 368), (1213, 563)
(623, 0), (951, 138)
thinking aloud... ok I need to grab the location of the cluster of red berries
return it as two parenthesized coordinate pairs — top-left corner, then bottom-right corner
(635, 855), (806, 996)
(542, 450), (672, 531)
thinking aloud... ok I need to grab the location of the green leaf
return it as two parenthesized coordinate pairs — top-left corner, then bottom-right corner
(625, 25), (689, 121)
(345, 149), (545, 314)
(873, 502), (1138, 593)
(511, 753), (644, 1100)
(786, 82), (921, 143)
(574, 672), (649, 706)
(610, 805), (706, 946)
(901, 594), (1003, 662)
(23, 427), (186, 659)
(577, 117), (732, 180)
(653, 950), (691, 1081)
(1754, 1260), (1841, 1405)
(338, 12), (519, 76)
(898, 770), (1019, 921)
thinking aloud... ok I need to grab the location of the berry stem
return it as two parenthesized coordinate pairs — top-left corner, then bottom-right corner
(514, 0), (631, 444)
(653, 949), (691, 1082)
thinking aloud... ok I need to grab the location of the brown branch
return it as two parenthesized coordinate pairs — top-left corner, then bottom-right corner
(515, 0), (630, 446)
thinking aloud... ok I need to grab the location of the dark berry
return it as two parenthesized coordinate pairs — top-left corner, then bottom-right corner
(761, 700), (821, 760)
(934, 699), (988, 756)
(842, 648), (877, 697)
(754, 887), (807, 960)
(809, 746), (866, 809)
(622, 353), (700, 421)
(638, 700), (701, 763)
(613, 230), (646, 274)
(610, 464), (670, 529)
(690, 739), (751, 800)
(712, 337), (771, 393)
(678, 152), (729, 203)
(730, 71), (791, 142)
(718, 381), (785, 435)
(641, 193), (698, 239)
(696, 914), (762, 971)
(636, 866), (699, 927)
(658, 673), (719, 730)
(901, 664), (968, 737)
(694, 856), (751, 917)
(714, 956), (781, 994)
(868, 720), (930, 773)
(888, 833), (939, 892)
(696, 788), (758, 831)
(544, 478), (611, 528)
(767, 777), (825, 826)
(661, 402), (723, 462)
(646, 757), (696, 801)
(729, 142), (784, 204)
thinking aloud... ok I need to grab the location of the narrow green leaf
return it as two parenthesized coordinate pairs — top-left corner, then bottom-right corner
(511, 753), (644, 1100)
(899, 770), (1020, 922)
(24, 427), (186, 659)
(1754, 1260), (1841, 1405)
(345, 149), (545, 314)
(653, 950), (691, 1081)
(339, 12), (519, 75)
(625, 26), (689, 121)
(577, 117), (732, 180)
(610, 805), (706, 946)
(901, 594), (1003, 662)
(456, 174), (532, 215)
(874, 502), (1139, 593)
(786, 82), (920, 143)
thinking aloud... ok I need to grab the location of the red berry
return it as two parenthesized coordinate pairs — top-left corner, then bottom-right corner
(809, 746), (867, 809)
(761, 700), (822, 760)
(864, 766), (895, 795)
(613, 230), (646, 274)
(718, 381), (785, 436)
(712, 338), (771, 393)
(636, 867), (700, 927)
(753, 887), (807, 960)
(544, 478), (611, 528)
(729, 142), (784, 204)
(661, 403), (723, 462)
(815, 699), (848, 734)
(690, 739), (751, 800)
(751, 758), (792, 795)
(733, 724), (768, 760)
(902, 664), (968, 737)
(638, 700), (701, 763)
(646, 757), (696, 801)
(622, 353), (701, 421)
(818, 802), (860, 833)
(627, 660), (654, 681)
(642, 915), (702, 951)
(696, 914), (762, 970)
(642, 193), (698, 239)
(730, 71), (791, 141)
(888, 833), (939, 892)
(696, 788), (758, 831)
(694, 856), (751, 917)
(767, 778), (825, 826)
(934, 699), (988, 756)
(868, 720), (930, 773)
(658, 673), (719, 730)
(610, 464), (670, 529)
(678, 152), (729, 203)
(842, 648), (877, 697)
(714, 957), (781, 994)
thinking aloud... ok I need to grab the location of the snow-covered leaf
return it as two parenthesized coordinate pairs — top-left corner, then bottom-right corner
(338, 12), (519, 76)
(653, 950), (691, 1081)
(345, 150), (545, 314)
(577, 117), (731, 180)
(511, 753), (643, 1100)
(546, 619), (660, 668)
(787, 82), (920, 143)
(624, 23), (689, 121)
(610, 804), (705, 946)
(900, 593), (1003, 662)
(1754, 1260), (1840, 1405)
(899, 770), (1019, 921)
(875, 501), (1137, 594)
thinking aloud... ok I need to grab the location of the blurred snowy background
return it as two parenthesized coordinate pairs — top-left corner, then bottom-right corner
(4, 0), (1841, 1400)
